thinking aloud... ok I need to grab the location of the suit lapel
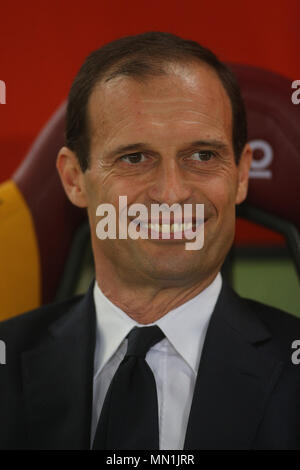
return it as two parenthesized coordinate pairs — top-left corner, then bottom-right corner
(21, 282), (96, 449)
(184, 282), (284, 450)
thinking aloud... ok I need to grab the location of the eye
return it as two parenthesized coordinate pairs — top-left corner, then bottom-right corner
(189, 151), (215, 162)
(119, 153), (147, 164)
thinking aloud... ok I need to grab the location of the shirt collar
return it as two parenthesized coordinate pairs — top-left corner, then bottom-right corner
(93, 273), (222, 377)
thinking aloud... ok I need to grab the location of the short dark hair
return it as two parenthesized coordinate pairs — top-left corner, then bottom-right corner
(66, 31), (247, 171)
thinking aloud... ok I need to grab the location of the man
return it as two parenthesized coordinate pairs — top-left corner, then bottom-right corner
(0, 32), (300, 450)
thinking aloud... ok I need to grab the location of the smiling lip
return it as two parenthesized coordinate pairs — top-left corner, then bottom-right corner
(128, 218), (207, 239)
(130, 216), (203, 225)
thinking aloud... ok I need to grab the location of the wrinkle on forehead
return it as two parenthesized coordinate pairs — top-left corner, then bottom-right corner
(140, 97), (194, 103)
(149, 119), (220, 127)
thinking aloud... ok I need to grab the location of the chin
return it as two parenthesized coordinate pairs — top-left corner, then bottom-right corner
(142, 257), (205, 283)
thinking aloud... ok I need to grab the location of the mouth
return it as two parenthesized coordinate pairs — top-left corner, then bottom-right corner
(129, 218), (207, 240)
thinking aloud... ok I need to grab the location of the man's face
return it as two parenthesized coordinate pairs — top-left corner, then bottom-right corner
(67, 62), (251, 288)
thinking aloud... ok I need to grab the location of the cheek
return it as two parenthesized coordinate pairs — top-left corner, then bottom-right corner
(85, 168), (115, 202)
(84, 176), (102, 208)
(84, 171), (136, 225)
(202, 175), (237, 216)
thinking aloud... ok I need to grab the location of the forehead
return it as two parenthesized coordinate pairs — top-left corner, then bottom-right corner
(87, 62), (233, 150)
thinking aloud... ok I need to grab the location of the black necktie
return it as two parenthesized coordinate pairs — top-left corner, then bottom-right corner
(92, 325), (165, 450)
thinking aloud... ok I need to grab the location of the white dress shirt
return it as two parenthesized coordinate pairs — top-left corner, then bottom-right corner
(91, 273), (222, 450)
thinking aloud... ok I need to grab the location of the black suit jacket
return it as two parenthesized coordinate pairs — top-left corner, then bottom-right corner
(1, 280), (300, 450)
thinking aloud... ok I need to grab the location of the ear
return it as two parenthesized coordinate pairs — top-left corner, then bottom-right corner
(235, 143), (253, 205)
(56, 146), (88, 208)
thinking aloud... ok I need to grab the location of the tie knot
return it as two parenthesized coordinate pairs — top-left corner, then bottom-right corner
(126, 325), (165, 358)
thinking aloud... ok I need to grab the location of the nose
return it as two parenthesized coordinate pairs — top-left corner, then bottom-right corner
(147, 157), (193, 206)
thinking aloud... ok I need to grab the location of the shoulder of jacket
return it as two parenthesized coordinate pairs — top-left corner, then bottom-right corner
(0, 294), (84, 348)
(240, 294), (300, 338)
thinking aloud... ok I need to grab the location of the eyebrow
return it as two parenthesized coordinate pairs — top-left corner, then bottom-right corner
(106, 139), (230, 158)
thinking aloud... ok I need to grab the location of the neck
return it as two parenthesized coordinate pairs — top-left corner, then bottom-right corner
(95, 266), (219, 324)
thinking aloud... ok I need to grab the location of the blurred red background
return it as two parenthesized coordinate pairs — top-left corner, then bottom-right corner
(0, 0), (299, 244)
